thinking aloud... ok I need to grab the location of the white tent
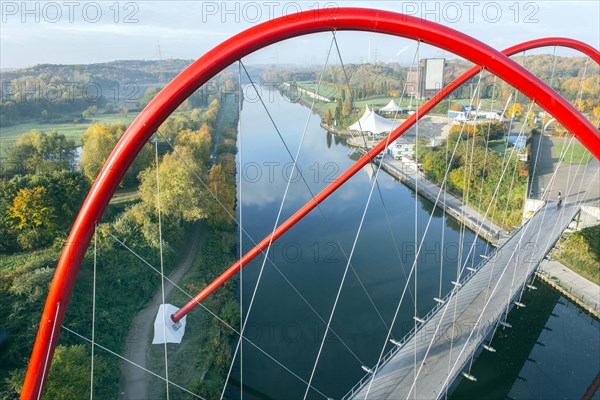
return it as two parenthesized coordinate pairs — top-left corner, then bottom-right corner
(378, 99), (403, 113)
(349, 106), (399, 134)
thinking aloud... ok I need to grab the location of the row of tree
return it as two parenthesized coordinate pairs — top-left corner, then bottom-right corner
(418, 122), (528, 229)
(1, 130), (90, 252)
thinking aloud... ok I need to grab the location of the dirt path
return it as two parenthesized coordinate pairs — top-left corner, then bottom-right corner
(120, 222), (203, 399)
(110, 191), (140, 204)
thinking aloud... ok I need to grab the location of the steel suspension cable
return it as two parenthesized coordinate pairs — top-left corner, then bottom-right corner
(221, 53), (336, 400)
(156, 130), (365, 366)
(406, 94), (537, 399)
(103, 230), (331, 398)
(237, 59), (244, 400)
(529, 47), (558, 196)
(238, 39), (398, 337)
(413, 42), (420, 399)
(303, 35), (411, 400)
(362, 71), (485, 400)
(153, 135), (170, 400)
(444, 73), (486, 394)
(90, 223), (97, 400)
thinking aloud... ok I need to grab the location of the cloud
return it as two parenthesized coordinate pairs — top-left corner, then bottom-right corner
(50, 24), (232, 39)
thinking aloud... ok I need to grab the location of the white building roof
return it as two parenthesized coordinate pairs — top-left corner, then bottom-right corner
(379, 99), (403, 113)
(349, 106), (399, 134)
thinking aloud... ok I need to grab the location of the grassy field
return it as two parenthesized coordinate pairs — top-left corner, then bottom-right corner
(0, 112), (140, 155)
(488, 138), (510, 155)
(294, 92), (423, 117)
(294, 81), (342, 100)
(0, 247), (60, 272)
(552, 140), (593, 164)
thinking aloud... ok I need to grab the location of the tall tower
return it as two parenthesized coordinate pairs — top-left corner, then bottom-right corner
(157, 41), (165, 85)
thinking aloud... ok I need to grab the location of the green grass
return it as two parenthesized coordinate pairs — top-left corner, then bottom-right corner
(551, 225), (600, 285)
(552, 141), (593, 164)
(488, 139), (509, 155)
(355, 96), (419, 109)
(0, 112), (139, 155)
(0, 247), (60, 272)
(295, 80), (342, 100)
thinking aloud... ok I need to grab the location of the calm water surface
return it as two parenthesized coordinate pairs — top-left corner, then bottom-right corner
(230, 87), (599, 400)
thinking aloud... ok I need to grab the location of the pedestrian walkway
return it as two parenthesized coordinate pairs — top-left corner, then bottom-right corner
(377, 155), (504, 244)
(537, 259), (600, 319)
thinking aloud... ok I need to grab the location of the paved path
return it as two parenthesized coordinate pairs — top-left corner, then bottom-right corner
(120, 223), (203, 399)
(110, 190), (140, 204)
(378, 156), (504, 243)
(529, 135), (599, 203)
(537, 259), (600, 318)
(345, 203), (579, 400)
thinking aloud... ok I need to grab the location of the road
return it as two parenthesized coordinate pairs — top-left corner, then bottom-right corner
(529, 134), (599, 203)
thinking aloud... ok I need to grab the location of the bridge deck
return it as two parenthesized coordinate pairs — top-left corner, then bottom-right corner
(345, 203), (579, 400)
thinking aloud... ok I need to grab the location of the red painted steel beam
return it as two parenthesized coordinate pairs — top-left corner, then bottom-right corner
(21, 6), (600, 398)
(171, 36), (600, 321)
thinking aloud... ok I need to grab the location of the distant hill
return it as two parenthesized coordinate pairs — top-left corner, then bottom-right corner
(1, 59), (196, 86)
(0, 60), (238, 127)
(260, 55), (598, 107)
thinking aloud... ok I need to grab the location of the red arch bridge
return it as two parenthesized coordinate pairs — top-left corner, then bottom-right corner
(21, 7), (600, 400)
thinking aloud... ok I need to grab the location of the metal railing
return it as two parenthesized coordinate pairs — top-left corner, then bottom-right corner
(342, 205), (577, 400)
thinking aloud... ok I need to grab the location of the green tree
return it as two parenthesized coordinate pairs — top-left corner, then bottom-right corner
(206, 164), (235, 227)
(138, 147), (207, 225)
(334, 98), (342, 122)
(325, 109), (333, 126)
(80, 123), (152, 186)
(139, 87), (162, 108)
(8, 186), (57, 249)
(44, 345), (111, 400)
(7, 130), (76, 174)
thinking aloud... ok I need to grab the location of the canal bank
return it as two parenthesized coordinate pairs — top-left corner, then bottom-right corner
(234, 85), (597, 399)
(536, 259), (600, 320)
(358, 148), (503, 244)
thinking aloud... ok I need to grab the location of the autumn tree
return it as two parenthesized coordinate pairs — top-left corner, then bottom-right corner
(508, 102), (524, 119)
(325, 109), (333, 126)
(7, 130), (76, 175)
(206, 164), (235, 227)
(176, 125), (212, 163)
(8, 186), (56, 249)
(138, 147), (207, 225)
(80, 123), (153, 187)
(342, 100), (353, 118)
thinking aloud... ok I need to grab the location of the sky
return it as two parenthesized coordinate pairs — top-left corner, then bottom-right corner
(0, 1), (599, 68)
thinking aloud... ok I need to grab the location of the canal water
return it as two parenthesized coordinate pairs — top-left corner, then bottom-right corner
(231, 86), (599, 399)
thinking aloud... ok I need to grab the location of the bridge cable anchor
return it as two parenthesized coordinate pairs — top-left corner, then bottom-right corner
(152, 304), (187, 344)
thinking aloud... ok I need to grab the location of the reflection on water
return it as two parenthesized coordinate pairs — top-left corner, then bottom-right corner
(450, 281), (600, 400)
(230, 87), (597, 400)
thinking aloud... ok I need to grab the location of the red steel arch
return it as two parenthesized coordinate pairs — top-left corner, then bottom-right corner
(22, 7), (600, 399)
(170, 37), (600, 322)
